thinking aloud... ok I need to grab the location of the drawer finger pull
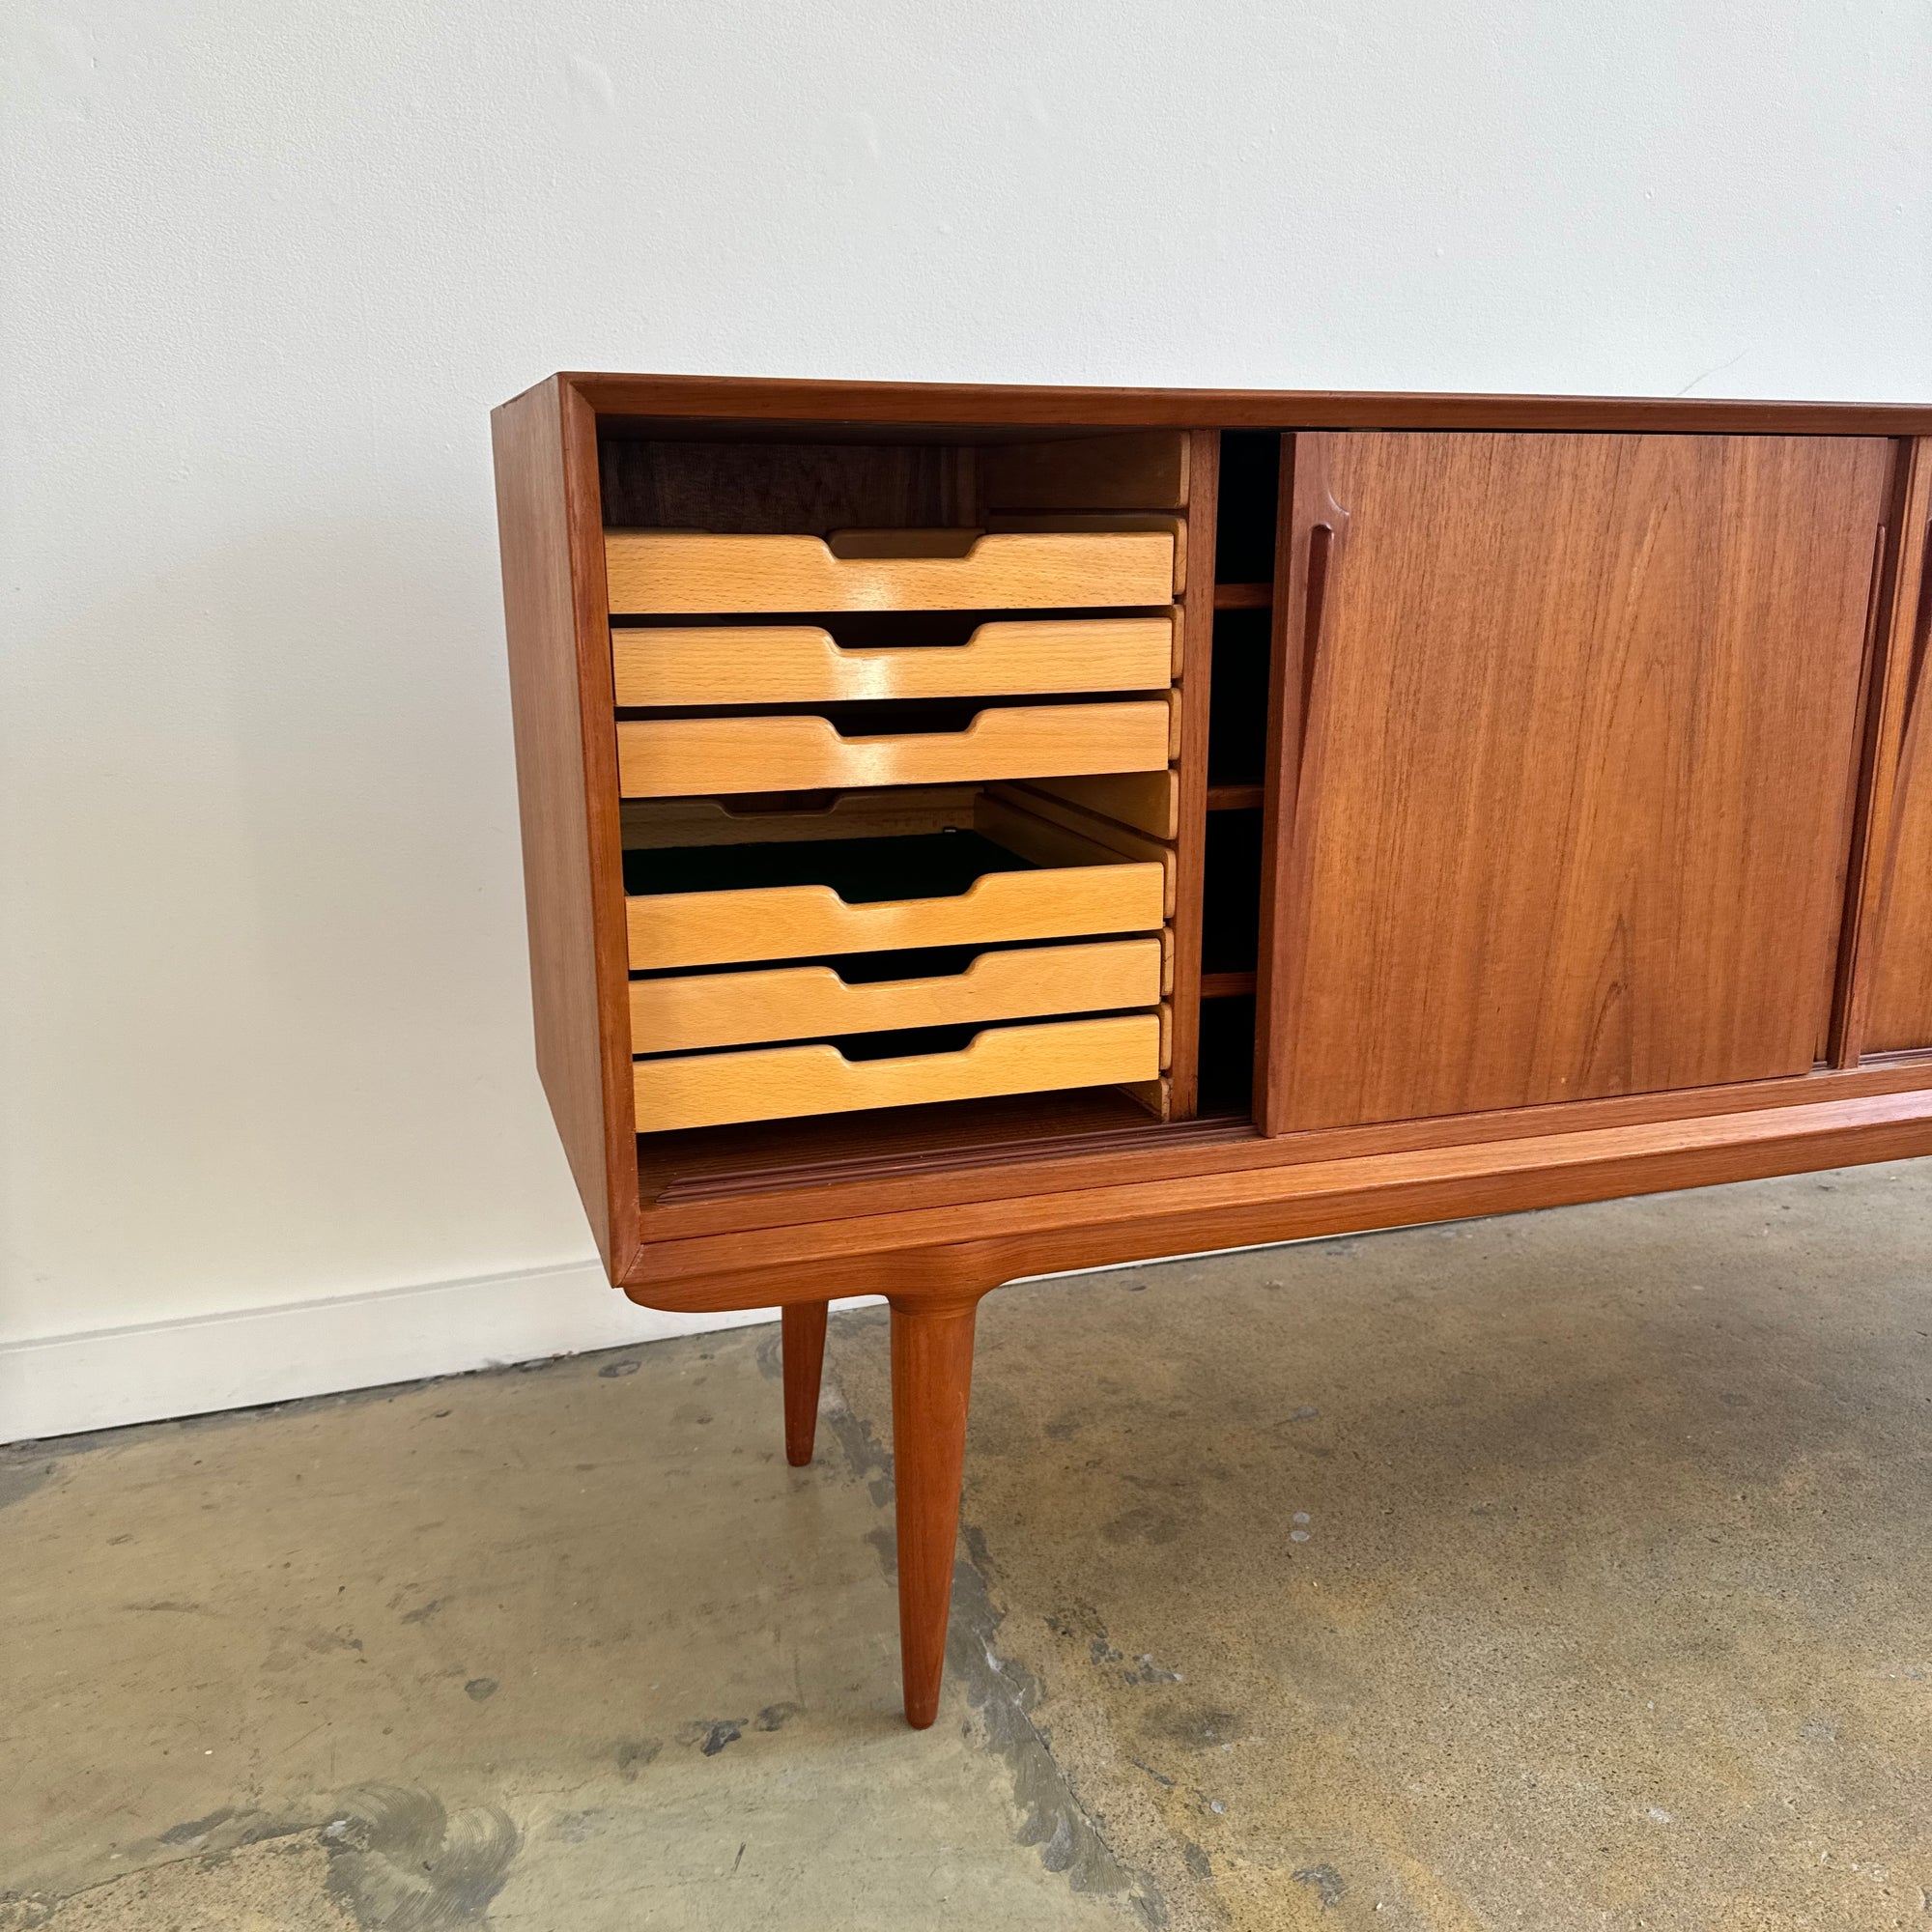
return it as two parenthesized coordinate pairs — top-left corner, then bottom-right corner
(611, 615), (1177, 706)
(615, 699), (1178, 798)
(630, 937), (1164, 1053)
(605, 530), (1175, 614)
(633, 1014), (1163, 1132)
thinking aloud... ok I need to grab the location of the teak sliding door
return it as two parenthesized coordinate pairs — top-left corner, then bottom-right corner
(1260, 431), (1894, 1134)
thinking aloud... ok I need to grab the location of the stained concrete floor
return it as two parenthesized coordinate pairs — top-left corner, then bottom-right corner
(5, 1160), (1931, 1930)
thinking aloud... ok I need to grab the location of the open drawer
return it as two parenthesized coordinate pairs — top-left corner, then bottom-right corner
(632, 1012), (1165, 1132)
(630, 935), (1167, 1054)
(616, 696), (1178, 798)
(624, 820), (1168, 970)
(611, 614), (1179, 706)
(604, 528), (1175, 614)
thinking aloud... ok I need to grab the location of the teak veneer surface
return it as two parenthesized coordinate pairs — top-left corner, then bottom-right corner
(493, 380), (635, 1273)
(611, 615), (1177, 706)
(633, 1012), (1163, 1132)
(1264, 431), (1892, 1131)
(573, 370), (1932, 437)
(628, 937), (1164, 1053)
(978, 429), (1189, 511)
(604, 529), (1175, 613)
(614, 698), (1175, 798)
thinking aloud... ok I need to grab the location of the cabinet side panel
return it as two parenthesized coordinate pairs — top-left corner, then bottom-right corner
(493, 380), (619, 1273)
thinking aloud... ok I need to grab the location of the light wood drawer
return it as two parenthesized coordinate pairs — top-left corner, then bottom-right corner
(628, 860), (1165, 971)
(605, 530), (1175, 614)
(630, 937), (1163, 1054)
(611, 615), (1178, 706)
(617, 698), (1177, 799)
(633, 1013), (1163, 1132)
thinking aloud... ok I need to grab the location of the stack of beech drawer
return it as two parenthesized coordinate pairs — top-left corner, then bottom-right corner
(608, 522), (1182, 1133)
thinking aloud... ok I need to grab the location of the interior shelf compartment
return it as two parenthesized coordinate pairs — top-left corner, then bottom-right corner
(1207, 608), (1272, 786)
(630, 935), (1167, 1054)
(633, 1012), (1165, 1133)
(615, 696), (1178, 798)
(623, 798), (1169, 971)
(1202, 808), (1264, 973)
(1196, 993), (1257, 1117)
(1214, 431), (1282, 584)
(611, 612), (1179, 706)
(604, 527), (1175, 615)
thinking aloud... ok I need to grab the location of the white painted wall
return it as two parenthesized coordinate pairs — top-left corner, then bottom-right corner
(5, 1), (1929, 1438)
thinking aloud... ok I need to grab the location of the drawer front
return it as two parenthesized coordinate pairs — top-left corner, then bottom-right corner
(605, 530), (1174, 614)
(626, 861), (1166, 970)
(633, 1013), (1163, 1132)
(611, 615), (1177, 707)
(630, 936), (1164, 1054)
(616, 698), (1178, 799)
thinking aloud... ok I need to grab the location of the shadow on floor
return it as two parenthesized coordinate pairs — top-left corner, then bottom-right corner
(7, 1158), (1931, 1929)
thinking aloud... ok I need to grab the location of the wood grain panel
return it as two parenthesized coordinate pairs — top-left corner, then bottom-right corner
(598, 437), (971, 536)
(634, 1014), (1163, 1132)
(493, 378), (636, 1274)
(629, 938), (1163, 1053)
(1264, 431), (1892, 1132)
(605, 529), (1173, 614)
(611, 615), (1175, 705)
(627, 858), (1166, 970)
(616, 699), (1173, 797)
(979, 431), (1188, 511)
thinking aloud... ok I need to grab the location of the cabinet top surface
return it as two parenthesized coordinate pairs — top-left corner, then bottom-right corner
(533, 371), (1932, 437)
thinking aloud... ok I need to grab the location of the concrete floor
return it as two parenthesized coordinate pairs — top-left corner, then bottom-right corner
(5, 1161), (1930, 1930)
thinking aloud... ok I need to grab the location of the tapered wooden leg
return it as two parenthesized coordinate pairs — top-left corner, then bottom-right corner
(781, 1300), (830, 1466)
(889, 1292), (982, 1729)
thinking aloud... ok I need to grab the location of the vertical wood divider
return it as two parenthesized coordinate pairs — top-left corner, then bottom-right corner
(1169, 428), (1221, 1117)
(1252, 432), (1315, 1136)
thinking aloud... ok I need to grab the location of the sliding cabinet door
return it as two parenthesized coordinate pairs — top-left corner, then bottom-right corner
(1260, 432), (1893, 1133)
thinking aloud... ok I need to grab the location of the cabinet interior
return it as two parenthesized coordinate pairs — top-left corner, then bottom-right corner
(597, 421), (1278, 1203)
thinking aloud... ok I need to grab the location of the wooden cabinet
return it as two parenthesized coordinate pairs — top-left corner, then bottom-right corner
(495, 374), (1932, 1734)
(1261, 431), (1893, 1130)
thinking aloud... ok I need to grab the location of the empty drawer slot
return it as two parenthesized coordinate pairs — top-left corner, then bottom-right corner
(623, 828), (1166, 971)
(611, 614), (1178, 706)
(604, 529), (1175, 614)
(630, 936), (1165, 1053)
(632, 1012), (1164, 1132)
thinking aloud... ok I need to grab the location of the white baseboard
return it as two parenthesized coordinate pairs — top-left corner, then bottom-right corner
(0, 1264), (881, 1445)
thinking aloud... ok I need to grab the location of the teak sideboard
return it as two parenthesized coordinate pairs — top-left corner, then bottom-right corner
(493, 373), (1932, 1728)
